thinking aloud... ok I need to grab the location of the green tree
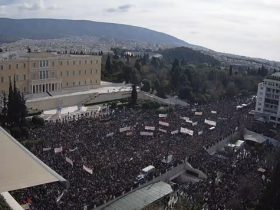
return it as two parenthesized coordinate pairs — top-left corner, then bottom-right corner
(229, 65), (233, 76)
(141, 79), (151, 92)
(170, 59), (181, 91)
(105, 55), (112, 74)
(135, 59), (141, 72)
(131, 84), (137, 106)
(4, 78), (28, 138)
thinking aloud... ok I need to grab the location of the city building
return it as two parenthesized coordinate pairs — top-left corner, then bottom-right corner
(255, 72), (280, 124)
(0, 52), (101, 95)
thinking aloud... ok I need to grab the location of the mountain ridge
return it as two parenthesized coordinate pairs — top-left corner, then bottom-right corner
(0, 18), (189, 47)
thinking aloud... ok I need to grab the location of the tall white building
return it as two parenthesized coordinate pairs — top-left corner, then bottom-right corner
(255, 72), (280, 124)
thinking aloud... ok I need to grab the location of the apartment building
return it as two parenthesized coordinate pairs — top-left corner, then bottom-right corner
(0, 52), (101, 95)
(255, 72), (280, 124)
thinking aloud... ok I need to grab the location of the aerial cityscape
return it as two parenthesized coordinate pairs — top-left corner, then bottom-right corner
(0, 0), (280, 210)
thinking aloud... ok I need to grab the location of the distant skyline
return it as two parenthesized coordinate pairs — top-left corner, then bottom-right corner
(0, 0), (280, 61)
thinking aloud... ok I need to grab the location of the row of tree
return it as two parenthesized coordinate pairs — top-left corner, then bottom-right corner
(102, 54), (265, 104)
(0, 79), (28, 138)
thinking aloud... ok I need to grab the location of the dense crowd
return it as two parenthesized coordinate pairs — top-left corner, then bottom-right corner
(11, 96), (256, 210)
(178, 143), (274, 210)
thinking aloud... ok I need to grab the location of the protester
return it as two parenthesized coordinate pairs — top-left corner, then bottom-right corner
(11, 96), (257, 210)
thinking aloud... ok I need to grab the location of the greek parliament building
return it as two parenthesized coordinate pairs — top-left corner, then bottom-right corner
(255, 72), (280, 124)
(0, 52), (101, 95)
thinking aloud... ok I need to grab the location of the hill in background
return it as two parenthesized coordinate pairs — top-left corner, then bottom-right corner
(159, 47), (220, 66)
(0, 18), (188, 47)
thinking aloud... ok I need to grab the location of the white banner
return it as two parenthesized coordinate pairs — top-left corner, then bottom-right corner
(195, 112), (203, 116)
(69, 147), (78, 152)
(119, 126), (131, 133)
(83, 165), (93, 174)
(192, 122), (198, 126)
(43, 147), (52, 152)
(54, 146), (63, 154)
(198, 130), (203, 135)
(140, 131), (153, 136)
(66, 157), (73, 166)
(204, 119), (217, 127)
(159, 128), (167, 133)
(159, 121), (169, 127)
(171, 130), (179, 135)
(180, 127), (194, 136)
(211, 111), (217, 114)
(159, 114), (167, 118)
(145, 126), (155, 131)
(209, 127), (215, 130)
(106, 132), (114, 137)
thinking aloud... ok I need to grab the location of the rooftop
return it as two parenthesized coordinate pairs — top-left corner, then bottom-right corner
(0, 127), (65, 193)
(266, 72), (280, 81)
(103, 181), (173, 210)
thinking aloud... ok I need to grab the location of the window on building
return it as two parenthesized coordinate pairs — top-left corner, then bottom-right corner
(16, 75), (19, 81)
(67, 71), (69, 76)
(23, 63), (26, 68)
(52, 61), (55, 67)
(60, 61), (63, 65)
(66, 82), (68, 86)
(23, 74), (26, 80)
(96, 60), (98, 64)
(8, 76), (11, 81)
(1, 77), (3, 83)
(85, 60), (87, 64)
(73, 61), (75, 65)
(91, 60), (93, 64)
(73, 82), (75, 86)
(91, 69), (92, 74)
(79, 60), (81, 65)
(79, 70), (81, 75)
(46, 60), (48, 66)
(85, 80), (87, 85)
(16, 64), (18, 69)
(79, 81), (80, 85)
(9, 64), (11, 70)
(96, 69), (98, 74)
(73, 71), (75, 76)
(84, 70), (86, 74)
(33, 63), (36, 68)
(60, 72), (63, 77)
(67, 61), (69, 65)
(0, 65), (3, 70)
(24, 87), (26, 92)
(96, 80), (97, 83)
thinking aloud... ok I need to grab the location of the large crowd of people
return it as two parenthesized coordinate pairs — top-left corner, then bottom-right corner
(11, 96), (261, 210)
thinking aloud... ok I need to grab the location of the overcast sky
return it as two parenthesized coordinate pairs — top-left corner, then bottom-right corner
(0, 0), (280, 61)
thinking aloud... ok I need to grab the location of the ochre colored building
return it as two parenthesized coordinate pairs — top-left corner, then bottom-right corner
(0, 52), (101, 94)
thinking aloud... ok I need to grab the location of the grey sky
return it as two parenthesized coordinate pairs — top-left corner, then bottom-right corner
(0, 0), (279, 61)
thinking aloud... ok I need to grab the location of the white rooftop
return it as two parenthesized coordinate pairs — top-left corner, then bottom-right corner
(0, 127), (65, 193)
(104, 181), (173, 210)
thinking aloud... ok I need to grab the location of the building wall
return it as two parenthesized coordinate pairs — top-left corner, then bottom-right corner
(0, 53), (101, 95)
(255, 74), (280, 124)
